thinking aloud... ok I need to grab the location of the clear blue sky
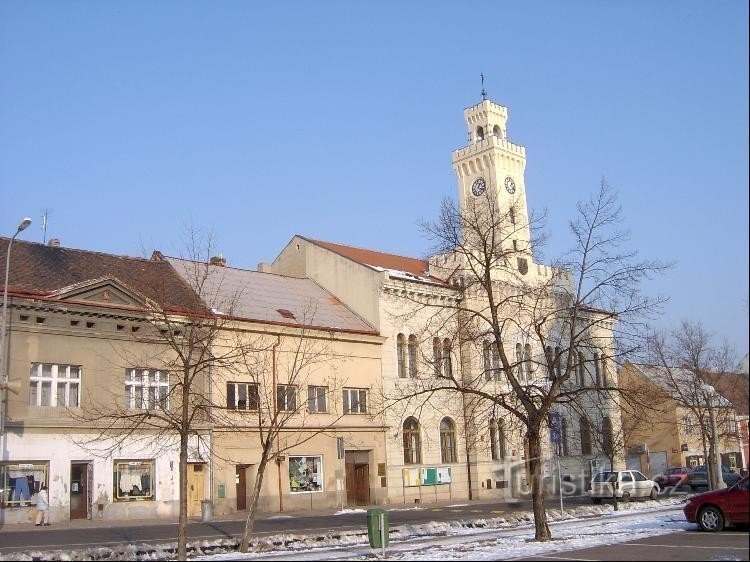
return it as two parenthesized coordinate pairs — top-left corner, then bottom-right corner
(1, 1), (748, 355)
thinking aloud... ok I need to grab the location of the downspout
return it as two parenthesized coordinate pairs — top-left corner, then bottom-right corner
(271, 335), (283, 512)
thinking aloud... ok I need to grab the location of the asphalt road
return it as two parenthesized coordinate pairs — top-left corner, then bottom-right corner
(0, 495), (595, 555)
(522, 530), (749, 561)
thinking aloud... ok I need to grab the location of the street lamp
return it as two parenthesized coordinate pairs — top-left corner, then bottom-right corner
(702, 383), (726, 490)
(1, 217), (32, 439)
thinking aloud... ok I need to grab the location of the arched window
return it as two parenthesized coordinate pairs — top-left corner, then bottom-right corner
(515, 343), (524, 381)
(602, 416), (614, 457)
(600, 353), (608, 387)
(580, 417), (592, 456)
(524, 343), (533, 379)
(440, 417), (457, 463)
(476, 126), (485, 141)
(561, 417), (569, 457)
(594, 352), (601, 388)
(433, 338), (442, 377)
(397, 334), (407, 378)
(492, 125), (501, 137)
(509, 206), (516, 225)
(403, 417), (421, 464)
(443, 339), (453, 378)
(408, 335), (418, 378)
(483, 340), (492, 381)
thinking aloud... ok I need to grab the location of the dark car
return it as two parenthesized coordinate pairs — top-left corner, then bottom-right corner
(655, 467), (690, 488)
(684, 476), (750, 531)
(687, 465), (741, 490)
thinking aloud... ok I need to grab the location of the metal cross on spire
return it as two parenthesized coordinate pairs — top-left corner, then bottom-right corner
(480, 73), (487, 101)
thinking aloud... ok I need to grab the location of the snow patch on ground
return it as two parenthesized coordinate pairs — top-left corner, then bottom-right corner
(333, 508), (367, 515)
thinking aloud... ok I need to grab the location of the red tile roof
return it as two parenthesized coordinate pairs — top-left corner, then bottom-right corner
(302, 237), (444, 282)
(0, 237), (201, 312)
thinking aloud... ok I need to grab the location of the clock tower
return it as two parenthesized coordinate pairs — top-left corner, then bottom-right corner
(451, 99), (532, 260)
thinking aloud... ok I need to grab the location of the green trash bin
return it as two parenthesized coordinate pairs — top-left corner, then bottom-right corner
(366, 508), (389, 548)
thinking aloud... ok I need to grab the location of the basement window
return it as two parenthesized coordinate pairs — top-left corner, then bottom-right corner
(86, 322), (96, 329)
(35, 317), (46, 324)
(70, 320), (80, 327)
(116, 325), (125, 331)
(19, 315), (29, 322)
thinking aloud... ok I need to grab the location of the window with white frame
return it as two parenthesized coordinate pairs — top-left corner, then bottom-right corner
(307, 385), (327, 413)
(29, 363), (81, 408)
(343, 388), (368, 414)
(113, 460), (155, 501)
(288, 456), (323, 492)
(125, 369), (169, 410)
(0, 462), (48, 507)
(276, 384), (297, 412)
(226, 382), (259, 411)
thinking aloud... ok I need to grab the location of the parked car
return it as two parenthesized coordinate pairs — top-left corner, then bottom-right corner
(684, 476), (749, 531)
(654, 467), (690, 488)
(687, 465), (741, 490)
(589, 470), (660, 503)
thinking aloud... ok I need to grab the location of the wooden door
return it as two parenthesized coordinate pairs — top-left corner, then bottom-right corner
(187, 464), (205, 517)
(70, 463), (89, 519)
(346, 462), (370, 505)
(236, 465), (248, 511)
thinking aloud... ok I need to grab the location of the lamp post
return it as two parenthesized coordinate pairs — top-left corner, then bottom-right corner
(702, 384), (726, 490)
(1, 217), (32, 440)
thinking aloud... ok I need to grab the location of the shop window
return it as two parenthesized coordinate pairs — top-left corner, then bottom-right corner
(0, 462), (48, 508)
(113, 460), (154, 501)
(288, 456), (323, 493)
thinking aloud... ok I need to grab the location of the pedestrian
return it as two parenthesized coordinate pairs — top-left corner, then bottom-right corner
(35, 483), (49, 526)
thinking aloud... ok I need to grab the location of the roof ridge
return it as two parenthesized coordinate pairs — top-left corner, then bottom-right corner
(0, 237), (156, 264)
(163, 254), (316, 281)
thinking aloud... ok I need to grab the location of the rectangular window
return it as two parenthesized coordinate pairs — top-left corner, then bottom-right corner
(342, 388), (368, 414)
(288, 456), (323, 493)
(0, 462), (48, 507)
(226, 382), (259, 410)
(276, 384), (297, 412)
(307, 386), (327, 413)
(125, 369), (169, 410)
(113, 460), (155, 501)
(29, 363), (81, 408)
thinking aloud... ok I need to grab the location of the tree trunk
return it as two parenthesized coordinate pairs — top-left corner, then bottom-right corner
(240, 457), (271, 552)
(178, 434), (189, 560)
(528, 431), (551, 541)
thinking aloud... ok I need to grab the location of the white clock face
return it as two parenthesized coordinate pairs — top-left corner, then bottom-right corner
(504, 176), (516, 194)
(471, 177), (487, 196)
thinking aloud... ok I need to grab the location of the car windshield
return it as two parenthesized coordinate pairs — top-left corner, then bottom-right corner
(669, 468), (684, 474)
(593, 472), (617, 482)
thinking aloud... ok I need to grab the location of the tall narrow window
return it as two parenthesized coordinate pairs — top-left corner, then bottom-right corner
(443, 339), (453, 378)
(408, 335), (418, 378)
(600, 353), (608, 387)
(433, 338), (442, 377)
(492, 342), (501, 381)
(515, 343), (524, 381)
(397, 334), (407, 378)
(483, 340), (492, 381)
(524, 344), (533, 380)
(554, 347), (562, 378)
(497, 419), (506, 460)
(580, 417), (592, 456)
(561, 417), (569, 456)
(594, 353), (601, 389)
(403, 417), (421, 464)
(440, 417), (457, 463)
(602, 416), (614, 457)
(490, 417), (498, 460)
(577, 351), (585, 387)
(545, 346), (554, 379)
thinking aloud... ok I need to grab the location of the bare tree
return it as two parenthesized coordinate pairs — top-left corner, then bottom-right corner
(384, 179), (667, 540)
(649, 320), (742, 489)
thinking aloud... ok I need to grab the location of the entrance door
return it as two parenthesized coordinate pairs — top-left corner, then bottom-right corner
(70, 463), (90, 519)
(187, 463), (206, 517)
(236, 464), (249, 511)
(345, 462), (370, 505)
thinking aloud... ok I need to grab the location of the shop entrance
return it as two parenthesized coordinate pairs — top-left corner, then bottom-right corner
(70, 462), (91, 519)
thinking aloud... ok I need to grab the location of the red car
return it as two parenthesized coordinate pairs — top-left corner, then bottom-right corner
(655, 467), (690, 488)
(684, 476), (750, 531)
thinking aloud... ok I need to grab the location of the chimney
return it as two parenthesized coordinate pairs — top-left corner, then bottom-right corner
(209, 255), (226, 267)
(48, 239), (61, 248)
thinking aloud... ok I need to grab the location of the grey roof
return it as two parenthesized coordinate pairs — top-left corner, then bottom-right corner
(633, 364), (732, 408)
(166, 257), (376, 334)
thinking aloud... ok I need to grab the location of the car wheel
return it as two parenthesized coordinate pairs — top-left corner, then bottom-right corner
(649, 487), (658, 500)
(592, 498), (602, 504)
(698, 506), (724, 532)
(621, 492), (630, 503)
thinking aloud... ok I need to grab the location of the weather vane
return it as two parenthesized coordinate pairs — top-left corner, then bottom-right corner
(481, 73), (487, 101)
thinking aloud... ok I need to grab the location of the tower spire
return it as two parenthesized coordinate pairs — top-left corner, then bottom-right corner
(480, 73), (487, 101)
